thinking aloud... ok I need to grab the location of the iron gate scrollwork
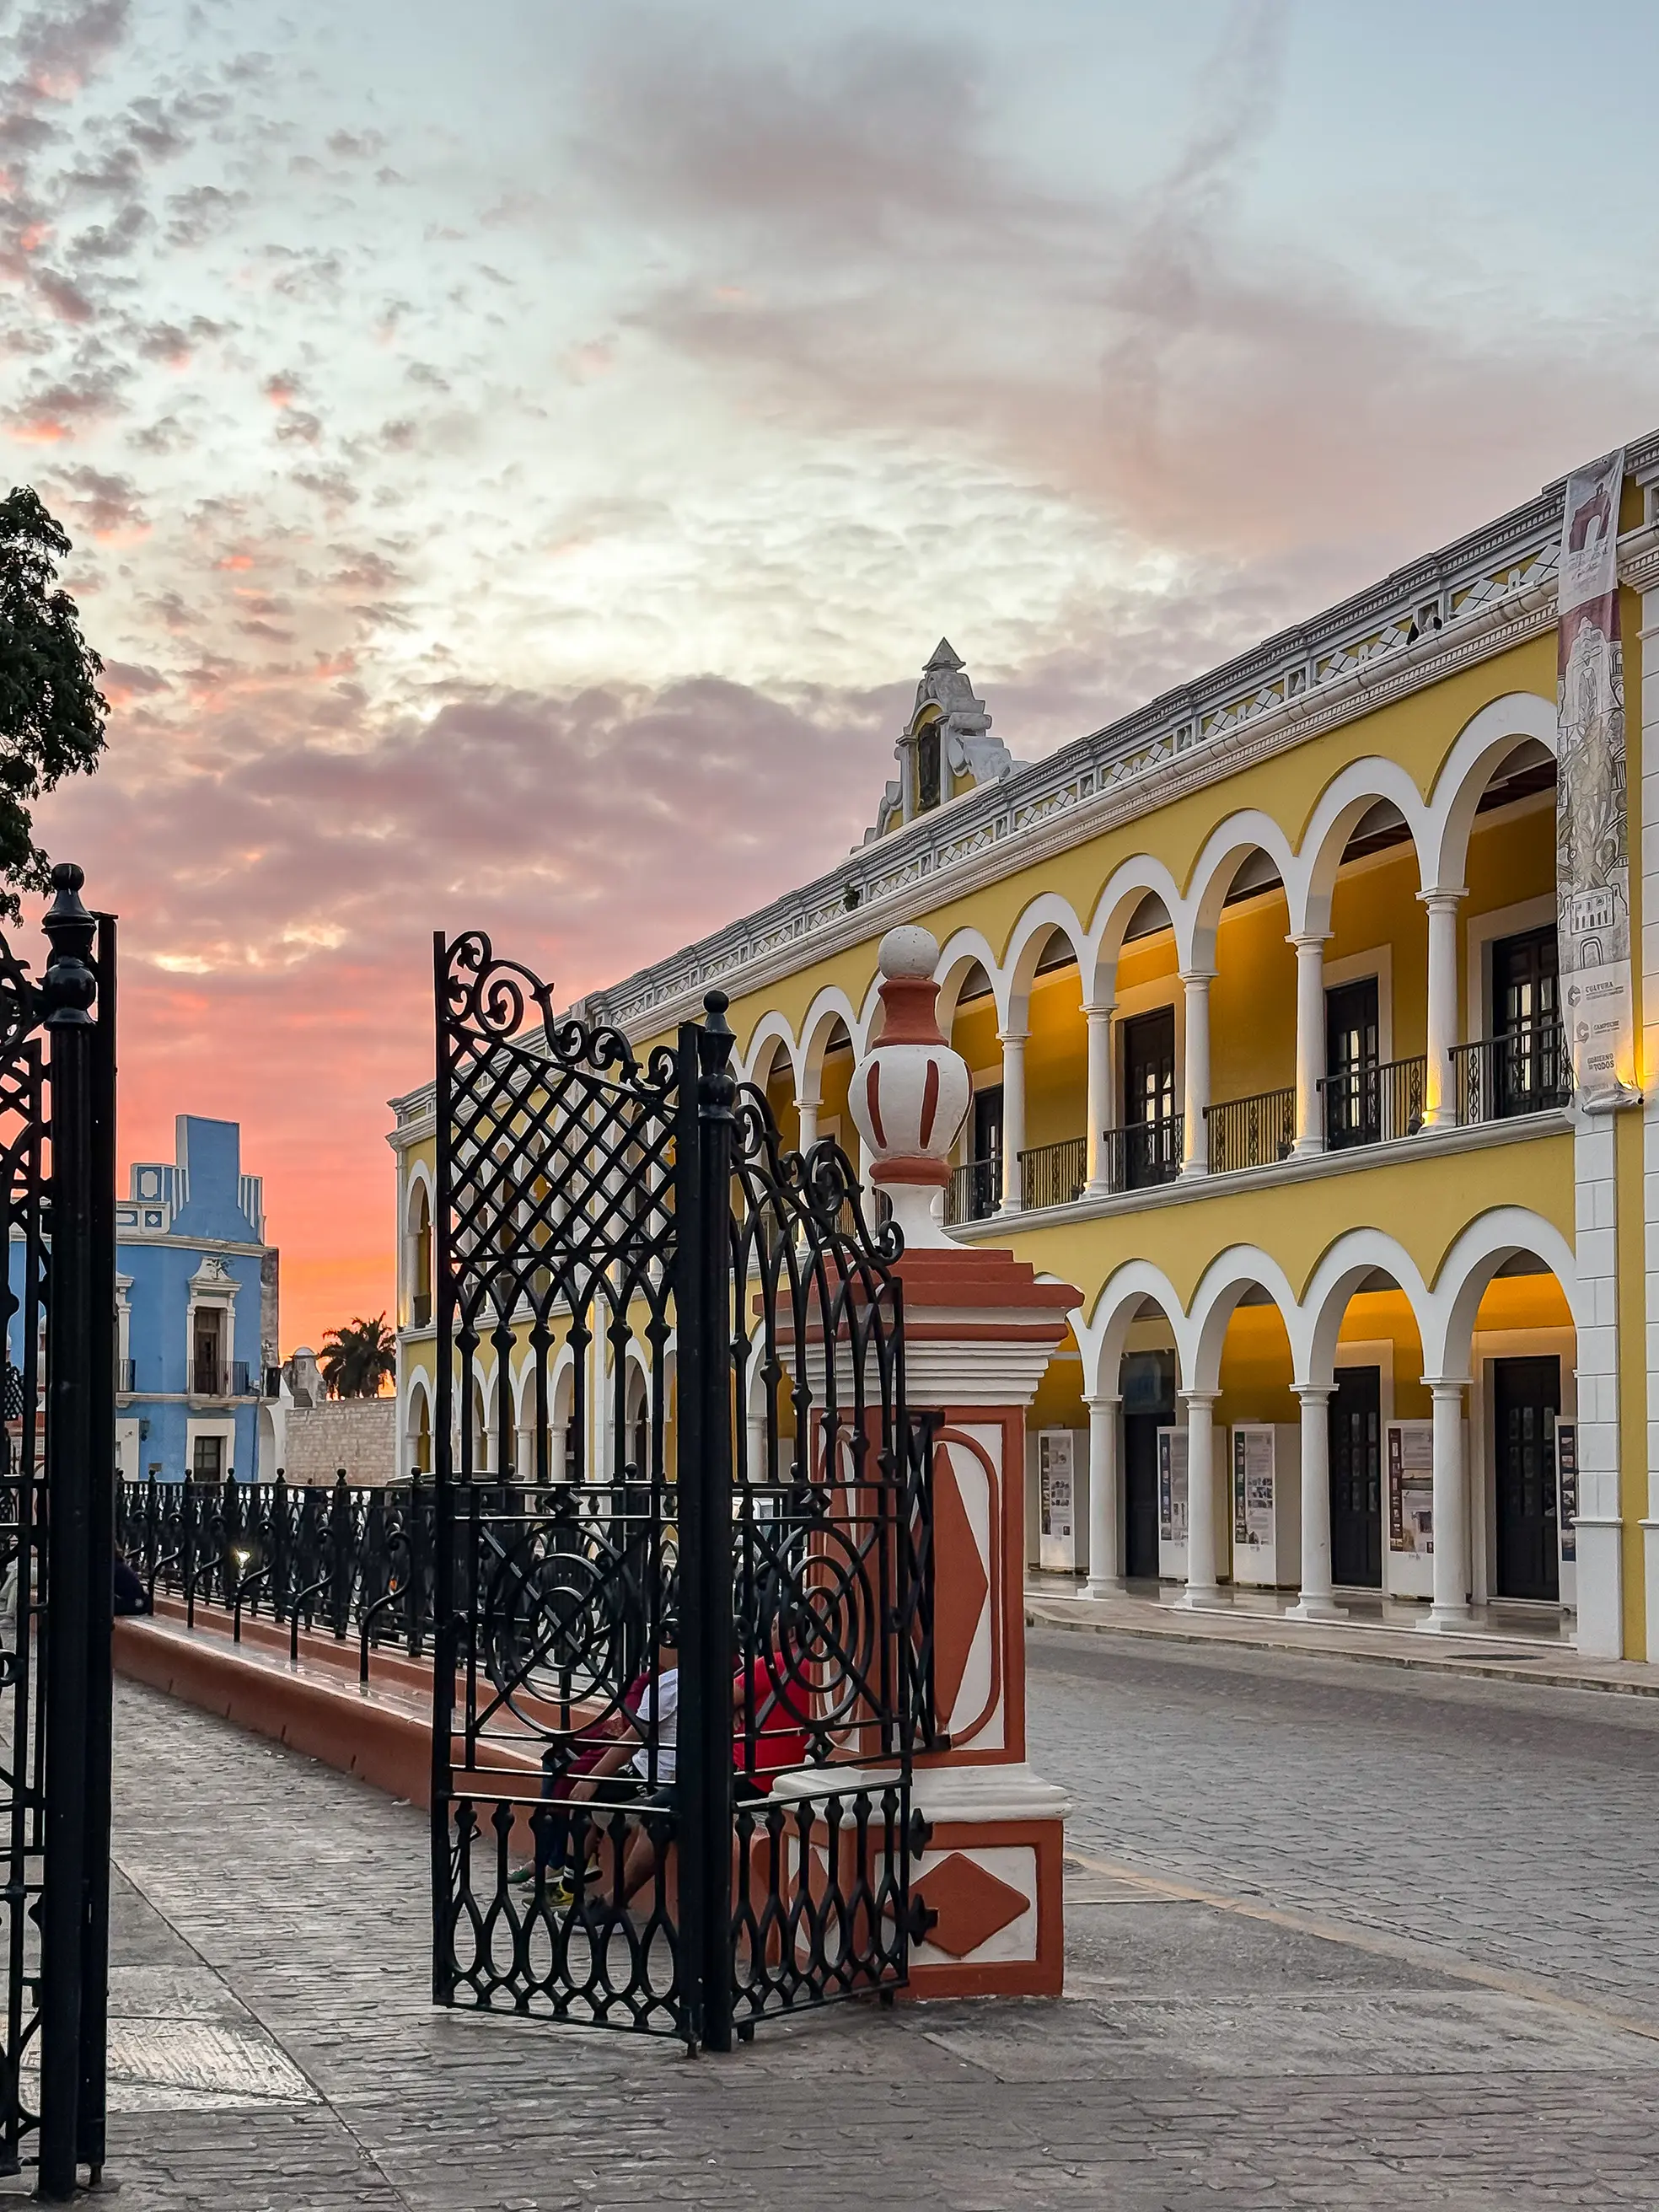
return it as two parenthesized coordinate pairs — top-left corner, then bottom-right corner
(432, 931), (934, 2049)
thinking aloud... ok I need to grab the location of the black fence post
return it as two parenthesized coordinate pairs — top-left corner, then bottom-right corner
(676, 991), (737, 2054)
(37, 864), (105, 2201)
(77, 907), (115, 2180)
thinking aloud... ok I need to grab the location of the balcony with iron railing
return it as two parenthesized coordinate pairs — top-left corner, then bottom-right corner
(945, 1156), (1000, 1227)
(1205, 1087), (1295, 1174)
(191, 1359), (251, 1399)
(1319, 1055), (1427, 1150)
(1019, 1136), (1087, 1211)
(1101, 1115), (1184, 1193)
(1452, 1020), (1570, 1125)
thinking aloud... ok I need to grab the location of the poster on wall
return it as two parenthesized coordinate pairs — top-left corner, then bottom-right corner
(1232, 1429), (1275, 1548)
(1039, 1431), (1074, 1543)
(1557, 1421), (1577, 1563)
(1556, 446), (1636, 1103)
(1388, 1420), (1434, 1554)
(1157, 1428), (1188, 1544)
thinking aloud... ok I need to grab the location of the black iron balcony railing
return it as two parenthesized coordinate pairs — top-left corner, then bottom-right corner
(945, 1156), (1000, 1226)
(1102, 1114), (1184, 1192)
(191, 1359), (252, 1399)
(1319, 1054), (1426, 1150)
(1019, 1136), (1087, 1211)
(1205, 1086), (1295, 1173)
(1452, 1021), (1571, 1125)
(115, 1357), (136, 1393)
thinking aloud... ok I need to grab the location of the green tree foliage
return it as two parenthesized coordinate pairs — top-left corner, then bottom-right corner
(0, 488), (107, 922)
(319, 1313), (397, 1399)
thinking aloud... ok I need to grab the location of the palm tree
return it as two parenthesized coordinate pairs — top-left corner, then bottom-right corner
(319, 1313), (396, 1399)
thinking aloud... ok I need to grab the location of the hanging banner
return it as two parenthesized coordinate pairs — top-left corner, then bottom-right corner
(1556, 447), (1635, 1104)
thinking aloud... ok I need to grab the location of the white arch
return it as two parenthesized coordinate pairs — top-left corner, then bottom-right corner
(934, 925), (1007, 1035)
(797, 986), (864, 1096)
(1424, 1207), (1581, 1382)
(404, 1157), (433, 1234)
(1183, 811), (1297, 973)
(1184, 1245), (1301, 1394)
(1424, 690), (1557, 893)
(1296, 1228), (1433, 1388)
(1291, 757), (1434, 937)
(1001, 893), (1090, 1028)
(741, 1010), (799, 1093)
(856, 969), (886, 1048)
(1073, 1260), (1187, 1399)
(1084, 855), (1184, 1007)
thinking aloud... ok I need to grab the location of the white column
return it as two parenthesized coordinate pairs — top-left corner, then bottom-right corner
(550, 1417), (568, 1482)
(1418, 888), (1464, 1130)
(1083, 1394), (1122, 1595)
(998, 1030), (1027, 1213)
(1175, 1391), (1221, 1605)
(1085, 1007), (1114, 1194)
(513, 1424), (534, 1483)
(1419, 1378), (1473, 1632)
(1576, 1104), (1626, 1656)
(1640, 586), (1659, 1658)
(796, 1093), (820, 1153)
(1179, 971), (1212, 1176)
(1286, 1384), (1345, 1620)
(1290, 933), (1328, 1156)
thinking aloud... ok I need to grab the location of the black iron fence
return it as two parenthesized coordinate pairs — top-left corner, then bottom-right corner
(1205, 1086), (1295, 1173)
(1018, 1135), (1087, 1211)
(118, 1472), (437, 1680)
(1452, 1022), (1570, 1125)
(944, 1155), (999, 1223)
(1101, 1114), (1184, 1190)
(1320, 1053), (1425, 1149)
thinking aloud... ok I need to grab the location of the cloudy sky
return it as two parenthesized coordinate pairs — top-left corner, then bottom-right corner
(5, 0), (1658, 1346)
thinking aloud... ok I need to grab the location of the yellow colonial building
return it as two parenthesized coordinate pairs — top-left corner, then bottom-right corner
(391, 434), (1659, 1663)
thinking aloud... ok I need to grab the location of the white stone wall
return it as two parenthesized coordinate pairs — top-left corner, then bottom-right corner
(282, 1399), (398, 1489)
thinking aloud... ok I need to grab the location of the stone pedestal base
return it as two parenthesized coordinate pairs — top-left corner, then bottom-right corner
(907, 1764), (1069, 2000)
(1285, 1596), (1348, 1623)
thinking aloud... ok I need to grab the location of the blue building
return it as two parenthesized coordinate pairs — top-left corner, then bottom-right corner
(105, 1116), (280, 1485)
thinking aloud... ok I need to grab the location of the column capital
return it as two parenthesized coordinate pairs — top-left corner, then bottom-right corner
(793, 1090), (823, 1111)
(996, 1028), (1029, 1049)
(1416, 885), (1468, 911)
(1293, 1382), (1335, 1405)
(1286, 930), (1330, 953)
(1179, 1388), (1221, 1411)
(1083, 1001), (1115, 1023)
(1423, 1375), (1471, 1397)
(1177, 968), (1216, 989)
(1082, 1392), (1122, 1415)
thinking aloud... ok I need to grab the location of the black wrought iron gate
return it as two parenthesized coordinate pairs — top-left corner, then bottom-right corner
(0, 864), (117, 2198)
(431, 932), (933, 2049)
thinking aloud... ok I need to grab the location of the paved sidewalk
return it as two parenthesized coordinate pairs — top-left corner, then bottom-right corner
(74, 1651), (1659, 2209)
(1027, 1573), (1659, 1697)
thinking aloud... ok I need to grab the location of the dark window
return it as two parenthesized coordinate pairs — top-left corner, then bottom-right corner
(191, 1432), (224, 1484)
(1324, 977), (1380, 1148)
(916, 723), (941, 813)
(1122, 1007), (1178, 1188)
(192, 1307), (225, 1396)
(962, 1084), (1002, 1219)
(1493, 926), (1564, 1115)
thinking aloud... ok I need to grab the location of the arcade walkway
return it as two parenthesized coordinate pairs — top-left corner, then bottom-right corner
(72, 1649), (1659, 2209)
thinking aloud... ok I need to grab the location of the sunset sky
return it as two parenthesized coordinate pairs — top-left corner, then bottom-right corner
(6, 0), (1659, 1350)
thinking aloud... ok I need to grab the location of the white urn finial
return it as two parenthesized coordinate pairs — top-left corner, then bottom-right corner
(849, 925), (971, 1249)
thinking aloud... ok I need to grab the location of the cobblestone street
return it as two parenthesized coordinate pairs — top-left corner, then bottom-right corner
(87, 1635), (1659, 2209)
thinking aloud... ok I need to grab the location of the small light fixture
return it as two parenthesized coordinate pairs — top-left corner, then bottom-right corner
(232, 1547), (250, 1570)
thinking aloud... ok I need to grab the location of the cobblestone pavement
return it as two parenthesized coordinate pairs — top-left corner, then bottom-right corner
(88, 1643), (1659, 2210)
